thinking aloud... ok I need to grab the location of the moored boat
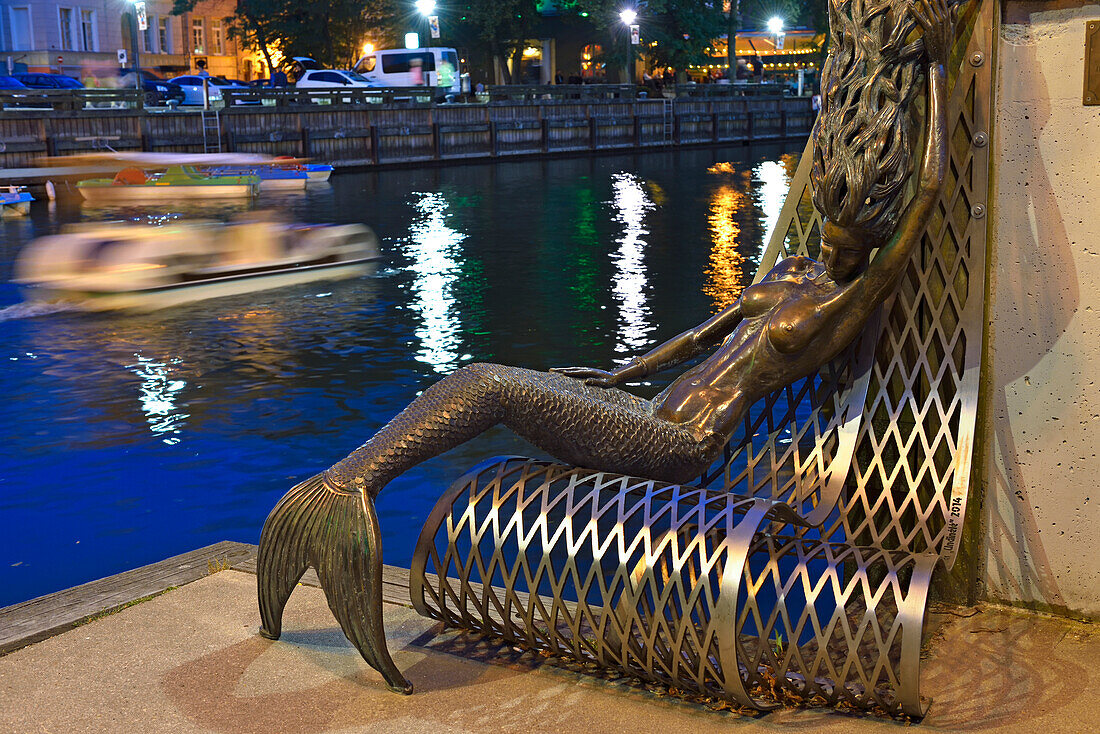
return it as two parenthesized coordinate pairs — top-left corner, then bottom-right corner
(76, 165), (260, 204)
(14, 215), (381, 310)
(0, 186), (33, 217)
(305, 163), (334, 182)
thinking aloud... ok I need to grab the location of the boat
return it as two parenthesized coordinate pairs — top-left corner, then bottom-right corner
(0, 186), (33, 217)
(14, 215), (381, 311)
(203, 163), (310, 190)
(205, 158), (333, 189)
(305, 163), (334, 182)
(76, 165), (260, 204)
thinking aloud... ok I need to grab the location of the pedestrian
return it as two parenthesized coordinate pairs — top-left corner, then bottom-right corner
(554, 69), (564, 85)
(196, 58), (210, 78)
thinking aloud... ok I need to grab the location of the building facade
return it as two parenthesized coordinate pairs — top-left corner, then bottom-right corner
(0, 0), (266, 80)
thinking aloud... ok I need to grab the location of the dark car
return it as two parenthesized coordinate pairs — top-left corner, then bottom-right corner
(117, 68), (185, 106)
(12, 73), (83, 89)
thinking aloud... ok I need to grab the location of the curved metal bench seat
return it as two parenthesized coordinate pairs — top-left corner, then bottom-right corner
(410, 457), (936, 716)
(410, 0), (991, 717)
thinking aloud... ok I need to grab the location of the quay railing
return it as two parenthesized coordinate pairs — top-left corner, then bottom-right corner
(0, 93), (814, 170)
(0, 88), (145, 112)
(484, 82), (793, 102)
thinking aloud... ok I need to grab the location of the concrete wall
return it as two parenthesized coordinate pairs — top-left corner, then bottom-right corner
(982, 0), (1100, 619)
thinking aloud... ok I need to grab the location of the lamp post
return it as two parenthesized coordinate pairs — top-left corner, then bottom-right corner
(619, 8), (637, 85)
(767, 16), (785, 50)
(415, 0), (437, 48)
(127, 0), (145, 90)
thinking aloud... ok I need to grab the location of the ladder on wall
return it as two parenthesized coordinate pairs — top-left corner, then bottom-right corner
(661, 98), (674, 144)
(200, 110), (222, 154)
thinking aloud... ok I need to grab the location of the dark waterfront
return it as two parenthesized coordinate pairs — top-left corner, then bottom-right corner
(0, 143), (799, 607)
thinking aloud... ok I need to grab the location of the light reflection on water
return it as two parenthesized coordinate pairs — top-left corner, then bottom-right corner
(406, 191), (466, 373)
(127, 355), (189, 444)
(609, 172), (656, 359)
(0, 144), (799, 606)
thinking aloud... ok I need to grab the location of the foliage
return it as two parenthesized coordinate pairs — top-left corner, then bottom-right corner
(171, 0), (401, 70)
(448, 0), (545, 83)
(644, 0), (729, 71)
(572, 0), (729, 73)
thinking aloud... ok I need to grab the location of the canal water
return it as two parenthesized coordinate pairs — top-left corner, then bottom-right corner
(0, 143), (799, 607)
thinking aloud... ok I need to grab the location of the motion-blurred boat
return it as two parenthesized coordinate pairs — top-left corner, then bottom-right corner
(14, 215), (380, 310)
(76, 165), (260, 203)
(0, 186), (33, 216)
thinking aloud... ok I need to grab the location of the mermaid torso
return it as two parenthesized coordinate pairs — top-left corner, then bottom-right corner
(654, 255), (861, 439)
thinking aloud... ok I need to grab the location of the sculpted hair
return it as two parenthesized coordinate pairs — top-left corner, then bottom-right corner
(811, 0), (929, 244)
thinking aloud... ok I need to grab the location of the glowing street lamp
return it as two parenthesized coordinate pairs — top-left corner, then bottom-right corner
(619, 8), (639, 84)
(415, 0), (438, 48)
(767, 16), (786, 52)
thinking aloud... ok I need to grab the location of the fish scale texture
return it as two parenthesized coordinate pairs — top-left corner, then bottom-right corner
(326, 363), (719, 492)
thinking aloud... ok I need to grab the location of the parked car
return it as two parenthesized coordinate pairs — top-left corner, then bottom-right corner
(295, 69), (374, 90)
(11, 73), (83, 90)
(117, 69), (185, 106)
(167, 75), (255, 105)
(353, 47), (461, 97)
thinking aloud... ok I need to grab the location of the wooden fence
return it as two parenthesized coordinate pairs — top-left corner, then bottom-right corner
(0, 93), (813, 170)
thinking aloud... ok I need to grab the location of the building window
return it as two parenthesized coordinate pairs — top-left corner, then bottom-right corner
(210, 19), (223, 55)
(191, 18), (204, 54)
(79, 9), (96, 52)
(158, 16), (171, 54)
(58, 7), (74, 50)
(9, 7), (32, 50)
(142, 15), (156, 53)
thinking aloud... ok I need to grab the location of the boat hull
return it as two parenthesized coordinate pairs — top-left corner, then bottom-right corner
(77, 183), (257, 203)
(23, 258), (378, 311)
(259, 177), (308, 191)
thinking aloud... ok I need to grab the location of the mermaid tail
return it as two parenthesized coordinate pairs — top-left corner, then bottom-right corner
(257, 363), (717, 693)
(257, 472), (412, 694)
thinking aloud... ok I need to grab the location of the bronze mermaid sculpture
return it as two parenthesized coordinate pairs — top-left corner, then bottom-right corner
(257, 0), (957, 694)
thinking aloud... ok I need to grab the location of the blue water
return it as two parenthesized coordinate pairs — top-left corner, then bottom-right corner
(0, 143), (799, 607)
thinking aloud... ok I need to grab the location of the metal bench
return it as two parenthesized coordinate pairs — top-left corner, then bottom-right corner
(408, 1), (992, 716)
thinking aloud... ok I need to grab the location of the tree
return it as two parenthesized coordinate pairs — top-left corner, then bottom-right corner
(172, 0), (400, 71)
(644, 0), (728, 75)
(450, 0), (544, 84)
(572, 0), (727, 81)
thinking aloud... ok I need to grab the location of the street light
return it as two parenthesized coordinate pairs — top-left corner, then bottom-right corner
(415, 0), (437, 48)
(619, 9), (639, 84)
(127, 0), (145, 90)
(766, 16), (784, 35)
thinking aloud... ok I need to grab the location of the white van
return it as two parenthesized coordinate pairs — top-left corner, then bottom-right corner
(354, 48), (461, 95)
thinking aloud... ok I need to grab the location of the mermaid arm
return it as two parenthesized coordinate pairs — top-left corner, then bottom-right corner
(853, 0), (952, 306)
(553, 299), (744, 386)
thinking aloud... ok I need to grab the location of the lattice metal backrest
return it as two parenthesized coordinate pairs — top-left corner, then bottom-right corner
(741, 1), (991, 567)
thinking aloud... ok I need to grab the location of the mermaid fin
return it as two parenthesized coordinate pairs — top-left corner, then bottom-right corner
(257, 473), (412, 694)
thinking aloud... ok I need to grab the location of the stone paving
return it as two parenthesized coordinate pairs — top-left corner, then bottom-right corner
(0, 569), (1096, 733)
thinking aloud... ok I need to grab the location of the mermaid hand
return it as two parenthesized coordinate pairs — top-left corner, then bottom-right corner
(914, 0), (957, 67)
